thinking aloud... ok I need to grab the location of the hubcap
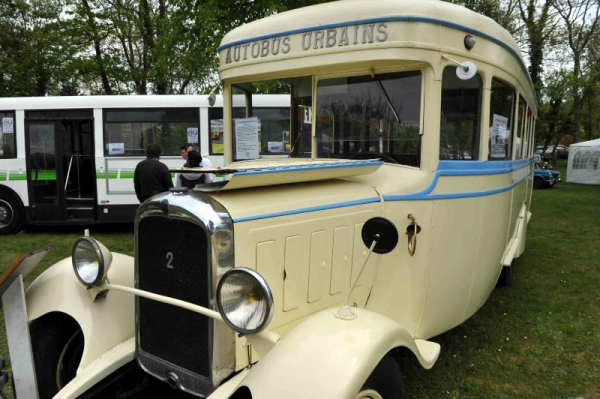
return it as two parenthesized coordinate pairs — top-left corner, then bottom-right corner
(0, 200), (13, 228)
(355, 389), (383, 399)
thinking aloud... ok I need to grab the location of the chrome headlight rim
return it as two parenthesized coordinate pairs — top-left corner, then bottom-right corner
(72, 237), (105, 287)
(216, 267), (274, 335)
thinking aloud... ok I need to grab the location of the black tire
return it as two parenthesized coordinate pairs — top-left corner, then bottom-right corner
(533, 177), (544, 189)
(356, 354), (406, 399)
(30, 316), (84, 399)
(0, 190), (24, 234)
(496, 265), (512, 287)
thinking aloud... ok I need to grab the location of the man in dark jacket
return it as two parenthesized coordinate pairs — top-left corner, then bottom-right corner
(134, 144), (174, 203)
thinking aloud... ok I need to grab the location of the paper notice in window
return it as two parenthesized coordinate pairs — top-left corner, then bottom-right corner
(235, 118), (259, 160)
(187, 127), (199, 144)
(108, 143), (125, 155)
(2, 118), (14, 134)
(490, 114), (509, 158)
(268, 142), (284, 153)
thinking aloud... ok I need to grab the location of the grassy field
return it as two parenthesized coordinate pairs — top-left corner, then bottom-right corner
(0, 161), (599, 398)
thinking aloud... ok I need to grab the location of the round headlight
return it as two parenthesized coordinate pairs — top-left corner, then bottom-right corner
(72, 237), (111, 286)
(216, 268), (273, 335)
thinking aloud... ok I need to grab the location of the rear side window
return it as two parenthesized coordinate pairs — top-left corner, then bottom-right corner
(0, 111), (16, 158)
(440, 67), (483, 160)
(488, 79), (515, 160)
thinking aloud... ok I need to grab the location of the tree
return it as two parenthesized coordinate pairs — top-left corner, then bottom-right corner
(554, 0), (600, 143)
(0, 0), (77, 96)
(517, 0), (556, 93)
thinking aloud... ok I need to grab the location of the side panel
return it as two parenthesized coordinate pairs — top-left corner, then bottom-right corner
(366, 200), (434, 338)
(417, 197), (483, 338)
(464, 191), (511, 318)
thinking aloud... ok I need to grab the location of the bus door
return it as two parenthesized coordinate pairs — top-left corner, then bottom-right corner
(25, 110), (97, 223)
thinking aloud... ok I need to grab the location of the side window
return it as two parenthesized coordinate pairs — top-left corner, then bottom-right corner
(489, 79), (515, 160)
(211, 106), (291, 156)
(440, 67), (483, 160)
(573, 151), (582, 169)
(104, 108), (199, 156)
(515, 97), (525, 160)
(0, 111), (16, 158)
(581, 151), (591, 169)
(592, 151), (600, 170)
(526, 107), (534, 158)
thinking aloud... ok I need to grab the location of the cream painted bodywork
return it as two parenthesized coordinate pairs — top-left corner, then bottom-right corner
(25, 253), (135, 391)
(17, 1), (538, 397)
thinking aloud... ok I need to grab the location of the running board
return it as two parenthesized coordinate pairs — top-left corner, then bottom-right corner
(502, 238), (521, 267)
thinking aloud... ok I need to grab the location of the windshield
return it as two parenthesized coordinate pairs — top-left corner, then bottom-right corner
(315, 71), (422, 166)
(228, 71), (422, 166)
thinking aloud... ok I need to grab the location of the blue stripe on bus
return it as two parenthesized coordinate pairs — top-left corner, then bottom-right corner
(217, 16), (535, 100)
(232, 160), (383, 176)
(383, 158), (534, 201)
(232, 196), (381, 223)
(232, 158), (534, 222)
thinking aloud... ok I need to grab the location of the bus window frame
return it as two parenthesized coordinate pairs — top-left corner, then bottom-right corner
(313, 65), (426, 168)
(209, 105), (292, 157)
(439, 65), (484, 161)
(102, 107), (200, 157)
(488, 76), (516, 161)
(0, 110), (17, 159)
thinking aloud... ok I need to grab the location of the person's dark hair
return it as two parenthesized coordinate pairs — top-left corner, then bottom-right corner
(146, 144), (162, 159)
(186, 150), (202, 168)
(180, 145), (187, 151)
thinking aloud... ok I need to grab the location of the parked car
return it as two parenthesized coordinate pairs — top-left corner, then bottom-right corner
(534, 164), (555, 188)
(535, 145), (569, 160)
(545, 167), (561, 184)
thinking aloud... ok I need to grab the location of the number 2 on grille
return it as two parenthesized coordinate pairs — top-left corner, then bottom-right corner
(166, 252), (174, 269)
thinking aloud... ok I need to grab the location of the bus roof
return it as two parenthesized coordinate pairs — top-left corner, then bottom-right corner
(219, 0), (521, 59)
(0, 94), (290, 111)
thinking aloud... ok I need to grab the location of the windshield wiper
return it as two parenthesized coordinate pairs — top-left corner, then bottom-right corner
(371, 73), (401, 124)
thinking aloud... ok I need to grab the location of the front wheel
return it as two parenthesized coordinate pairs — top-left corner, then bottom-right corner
(533, 177), (544, 189)
(355, 354), (406, 399)
(30, 316), (84, 399)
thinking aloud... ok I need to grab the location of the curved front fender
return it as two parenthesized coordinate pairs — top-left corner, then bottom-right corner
(25, 252), (135, 370)
(231, 308), (439, 399)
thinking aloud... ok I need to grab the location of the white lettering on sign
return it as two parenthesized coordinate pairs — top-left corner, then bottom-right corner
(224, 23), (388, 65)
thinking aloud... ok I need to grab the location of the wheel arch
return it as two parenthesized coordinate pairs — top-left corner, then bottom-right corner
(231, 308), (439, 399)
(0, 183), (24, 203)
(25, 252), (135, 371)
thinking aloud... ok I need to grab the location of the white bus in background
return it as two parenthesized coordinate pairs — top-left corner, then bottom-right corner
(0, 95), (290, 234)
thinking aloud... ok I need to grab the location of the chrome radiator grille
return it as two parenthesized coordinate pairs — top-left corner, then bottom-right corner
(137, 215), (212, 391)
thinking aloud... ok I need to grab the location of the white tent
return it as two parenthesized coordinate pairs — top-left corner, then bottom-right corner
(567, 138), (600, 184)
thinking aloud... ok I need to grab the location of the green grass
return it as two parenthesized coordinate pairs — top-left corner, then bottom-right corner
(0, 162), (598, 397)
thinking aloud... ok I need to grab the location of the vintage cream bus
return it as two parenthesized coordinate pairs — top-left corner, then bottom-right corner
(2, 1), (538, 398)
